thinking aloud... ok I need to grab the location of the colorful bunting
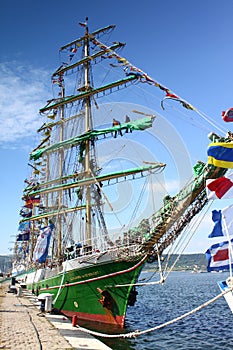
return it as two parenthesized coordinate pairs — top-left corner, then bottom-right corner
(24, 196), (40, 208)
(70, 47), (77, 53)
(161, 92), (195, 111)
(52, 76), (64, 86)
(208, 205), (233, 238)
(208, 210), (224, 238)
(222, 108), (233, 122)
(206, 174), (233, 199)
(18, 221), (31, 231)
(205, 238), (233, 272)
(90, 37), (196, 113)
(207, 142), (233, 168)
(33, 225), (52, 263)
(47, 114), (56, 120)
(17, 232), (30, 241)
(79, 22), (87, 27)
(20, 208), (32, 218)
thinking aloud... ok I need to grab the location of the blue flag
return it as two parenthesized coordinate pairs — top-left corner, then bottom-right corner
(208, 210), (224, 238)
(18, 222), (30, 232)
(33, 226), (52, 263)
(17, 232), (30, 241)
(208, 205), (233, 238)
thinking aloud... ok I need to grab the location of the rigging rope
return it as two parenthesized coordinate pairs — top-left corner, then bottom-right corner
(127, 176), (149, 230)
(164, 199), (214, 278)
(90, 169), (124, 229)
(110, 201), (212, 286)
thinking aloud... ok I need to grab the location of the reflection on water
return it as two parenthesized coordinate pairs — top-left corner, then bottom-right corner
(76, 271), (233, 350)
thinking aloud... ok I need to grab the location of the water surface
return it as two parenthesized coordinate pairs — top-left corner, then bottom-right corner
(98, 271), (233, 349)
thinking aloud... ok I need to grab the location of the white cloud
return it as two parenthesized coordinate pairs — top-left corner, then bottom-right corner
(0, 61), (50, 148)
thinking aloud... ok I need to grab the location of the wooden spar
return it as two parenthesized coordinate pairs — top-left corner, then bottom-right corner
(53, 42), (125, 77)
(25, 164), (166, 197)
(59, 24), (115, 51)
(39, 75), (137, 113)
(37, 112), (84, 132)
(20, 205), (86, 223)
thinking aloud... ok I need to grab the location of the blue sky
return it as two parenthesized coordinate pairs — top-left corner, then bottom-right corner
(1, 0), (233, 255)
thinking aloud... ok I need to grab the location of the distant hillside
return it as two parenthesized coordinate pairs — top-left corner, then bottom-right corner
(0, 255), (12, 273)
(0, 253), (207, 274)
(166, 253), (207, 271)
(146, 253), (207, 271)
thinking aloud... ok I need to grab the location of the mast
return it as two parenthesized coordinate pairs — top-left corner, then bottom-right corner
(32, 21), (162, 257)
(84, 19), (92, 248)
(57, 83), (65, 258)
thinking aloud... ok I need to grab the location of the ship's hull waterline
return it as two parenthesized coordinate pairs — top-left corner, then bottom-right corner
(16, 253), (146, 327)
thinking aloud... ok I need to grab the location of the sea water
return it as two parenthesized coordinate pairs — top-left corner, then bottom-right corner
(99, 271), (233, 350)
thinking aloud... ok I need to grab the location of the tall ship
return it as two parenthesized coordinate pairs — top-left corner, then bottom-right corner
(12, 20), (229, 327)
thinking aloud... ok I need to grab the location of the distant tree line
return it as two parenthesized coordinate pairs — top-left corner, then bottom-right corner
(146, 253), (207, 271)
(0, 255), (12, 273)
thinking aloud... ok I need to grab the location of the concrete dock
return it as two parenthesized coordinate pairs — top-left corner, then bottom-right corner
(0, 282), (111, 349)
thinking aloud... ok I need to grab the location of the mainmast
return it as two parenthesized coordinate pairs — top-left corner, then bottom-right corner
(29, 21), (157, 257)
(57, 84), (65, 258)
(83, 19), (92, 248)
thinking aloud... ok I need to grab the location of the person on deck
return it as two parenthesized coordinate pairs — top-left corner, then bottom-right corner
(112, 118), (123, 138)
(125, 115), (132, 133)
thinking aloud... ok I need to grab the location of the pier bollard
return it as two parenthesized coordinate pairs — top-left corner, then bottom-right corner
(45, 295), (52, 312)
(17, 286), (22, 296)
(40, 299), (46, 312)
(72, 315), (77, 327)
(38, 293), (53, 313)
(10, 286), (17, 294)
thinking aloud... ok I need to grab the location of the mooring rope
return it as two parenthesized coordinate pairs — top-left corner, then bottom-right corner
(112, 278), (164, 287)
(73, 287), (233, 339)
(53, 259), (67, 304)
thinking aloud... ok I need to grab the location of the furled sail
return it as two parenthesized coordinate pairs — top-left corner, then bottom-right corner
(30, 117), (155, 161)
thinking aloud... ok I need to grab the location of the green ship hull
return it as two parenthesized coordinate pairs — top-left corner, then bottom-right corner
(19, 254), (146, 327)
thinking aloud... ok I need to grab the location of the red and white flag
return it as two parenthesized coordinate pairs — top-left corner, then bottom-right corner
(206, 173), (233, 199)
(206, 238), (233, 272)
